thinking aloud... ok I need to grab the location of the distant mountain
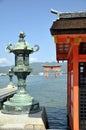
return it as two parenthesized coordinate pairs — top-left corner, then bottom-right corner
(0, 66), (10, 73)
(0, 62), (67, 75)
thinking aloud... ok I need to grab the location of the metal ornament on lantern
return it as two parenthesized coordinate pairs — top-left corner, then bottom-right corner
(2, 32), (40, 114)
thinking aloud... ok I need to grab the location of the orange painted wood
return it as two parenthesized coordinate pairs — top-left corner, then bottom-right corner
(53, 27), (86, 130)
(54, 34), (86, 43)
(72, 45), (79, 130)
(43, 66), (60, 78)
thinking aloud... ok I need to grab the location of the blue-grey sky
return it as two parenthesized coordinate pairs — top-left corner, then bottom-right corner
(0, 0), (86, 66)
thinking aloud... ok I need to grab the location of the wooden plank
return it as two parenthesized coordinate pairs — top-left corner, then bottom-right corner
(0, 87), (17, 101)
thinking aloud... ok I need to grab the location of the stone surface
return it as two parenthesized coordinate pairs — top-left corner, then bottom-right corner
(0, 107), (48, 130)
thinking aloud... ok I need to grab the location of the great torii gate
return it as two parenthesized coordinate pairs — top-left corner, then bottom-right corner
(50, 11), (86, 130)
(43, 65), (60, 78)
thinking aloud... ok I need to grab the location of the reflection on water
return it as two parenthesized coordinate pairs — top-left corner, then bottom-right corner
(0, 75), (70, 129)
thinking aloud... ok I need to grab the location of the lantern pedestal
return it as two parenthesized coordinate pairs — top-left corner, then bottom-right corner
(2, 92), (40, 114)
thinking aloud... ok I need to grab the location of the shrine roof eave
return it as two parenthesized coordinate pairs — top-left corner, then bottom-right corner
(50, 28), (86, 35)
(50, 18), (86, 35)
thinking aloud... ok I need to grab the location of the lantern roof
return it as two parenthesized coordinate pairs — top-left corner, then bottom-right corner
(12, 32), (34, 52)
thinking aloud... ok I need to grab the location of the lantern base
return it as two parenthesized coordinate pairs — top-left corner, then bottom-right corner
(2, 93), (40, 114)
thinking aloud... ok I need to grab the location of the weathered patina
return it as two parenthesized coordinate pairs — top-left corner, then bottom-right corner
(2, 32), (40, 114)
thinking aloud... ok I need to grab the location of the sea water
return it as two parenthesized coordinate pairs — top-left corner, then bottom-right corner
(0, 75), (69, 130)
